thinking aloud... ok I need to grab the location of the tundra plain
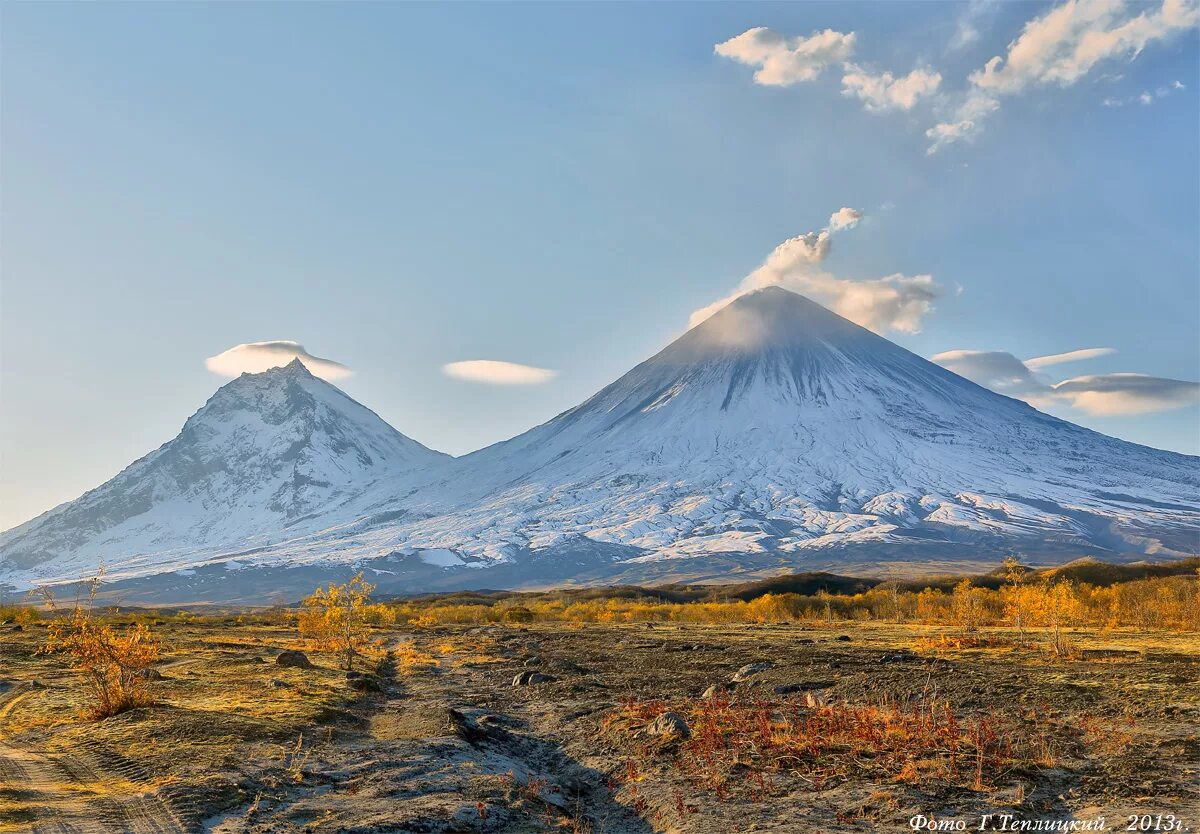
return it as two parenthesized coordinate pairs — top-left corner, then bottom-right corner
(0, 606), (1197, 834)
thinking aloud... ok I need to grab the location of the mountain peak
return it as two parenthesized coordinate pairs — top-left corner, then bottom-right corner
(717, 286), (857, 328)
(239, 357), (315, 380)
(732, 285), (809, 304)
(0, 348), (449, 576)
(679, 286), (873, 359)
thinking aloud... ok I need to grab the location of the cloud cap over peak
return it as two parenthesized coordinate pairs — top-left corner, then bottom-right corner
(205, 341), (353, 381)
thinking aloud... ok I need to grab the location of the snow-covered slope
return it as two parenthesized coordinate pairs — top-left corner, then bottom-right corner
(0, 359), (449, 583)
(300, 286), (1195, 569)
(3, 290), (1197, 597)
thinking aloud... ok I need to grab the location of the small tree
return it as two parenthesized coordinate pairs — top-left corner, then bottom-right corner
(1001, 555), (1027, 586)
(1000, 556), (1032, 634)
(915, 587), (948, 623)
(37, 578), (161, 720)
(816, 589), (834, 624)
(1035, 580), (1081, 658)
(951, 579), (986, 634)
(299, 573), (375, 671)
(877, 581), (904, 623)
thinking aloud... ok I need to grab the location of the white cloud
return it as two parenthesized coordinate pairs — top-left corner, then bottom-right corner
(1025, 347), (1116, 369)
(931, 349), (1049, 399)
(1052, 373), (1200, 414)
(442, 360), (558, 385)
(818, 272), (939, 334)
(689, 208), (941, 334)
(841, 65), (942, 111)
(1102, 79), (1187, 106)
(932, 347), (1198, 415)
(972, 0), (1198, 94)
(926, 89), (1000, 153)
(828, 206), (864, 232)
(205, 341), (352, 381)
(929, 0), (1199, 152)
(714, 27), (856, 86)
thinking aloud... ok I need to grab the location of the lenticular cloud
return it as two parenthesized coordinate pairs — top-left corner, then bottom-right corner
(442, 360), (558, 385)
(205, 341), (353, 381)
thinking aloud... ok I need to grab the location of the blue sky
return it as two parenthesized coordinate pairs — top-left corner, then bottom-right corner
(2, 1), (1198, 530)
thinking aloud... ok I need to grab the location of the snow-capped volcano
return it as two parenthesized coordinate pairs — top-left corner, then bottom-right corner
(0, 359), (448, 581)
(2, 290), (1197, 599)
(351, 286), (1197, 567)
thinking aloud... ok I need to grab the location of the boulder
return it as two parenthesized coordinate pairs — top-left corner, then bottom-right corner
(702, 682), (733, 699)
(275, 650), (314, 669)
(512, 670), (556, 687)
(446, 708), (489, 743)
(731, 661), (774, 683)
(647, 711), (690, 739)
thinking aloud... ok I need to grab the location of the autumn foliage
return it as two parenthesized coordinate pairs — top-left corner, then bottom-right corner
(606, 693), (1027, 799)
(298, 572), (388, 671)
(37, 579), (162, 719)
(385, 569), (1198, 634)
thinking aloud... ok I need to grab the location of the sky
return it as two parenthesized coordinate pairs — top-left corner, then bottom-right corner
(2, 1), (1198, 531)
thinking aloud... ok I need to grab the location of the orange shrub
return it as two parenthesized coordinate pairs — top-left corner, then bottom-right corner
(38, 581), (162, 720)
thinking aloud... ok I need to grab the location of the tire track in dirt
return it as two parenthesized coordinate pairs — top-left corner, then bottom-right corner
(0, 686), (36, 726)
(0, 724), (184, 834)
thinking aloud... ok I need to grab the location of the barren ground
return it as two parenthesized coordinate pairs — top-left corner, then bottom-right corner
(1, 619), (1196, 833)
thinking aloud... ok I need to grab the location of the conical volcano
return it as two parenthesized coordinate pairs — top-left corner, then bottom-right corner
(371, 287), (1198, 572)
(1, 359), (449, 582)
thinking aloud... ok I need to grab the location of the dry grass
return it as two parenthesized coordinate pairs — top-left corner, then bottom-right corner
(2, 592), (1195, 832)
(604, 692), (1067, 801)
(392, 641), (439, 673)
(433, 636), (509, 667)
(913, 634), (1032, 651)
